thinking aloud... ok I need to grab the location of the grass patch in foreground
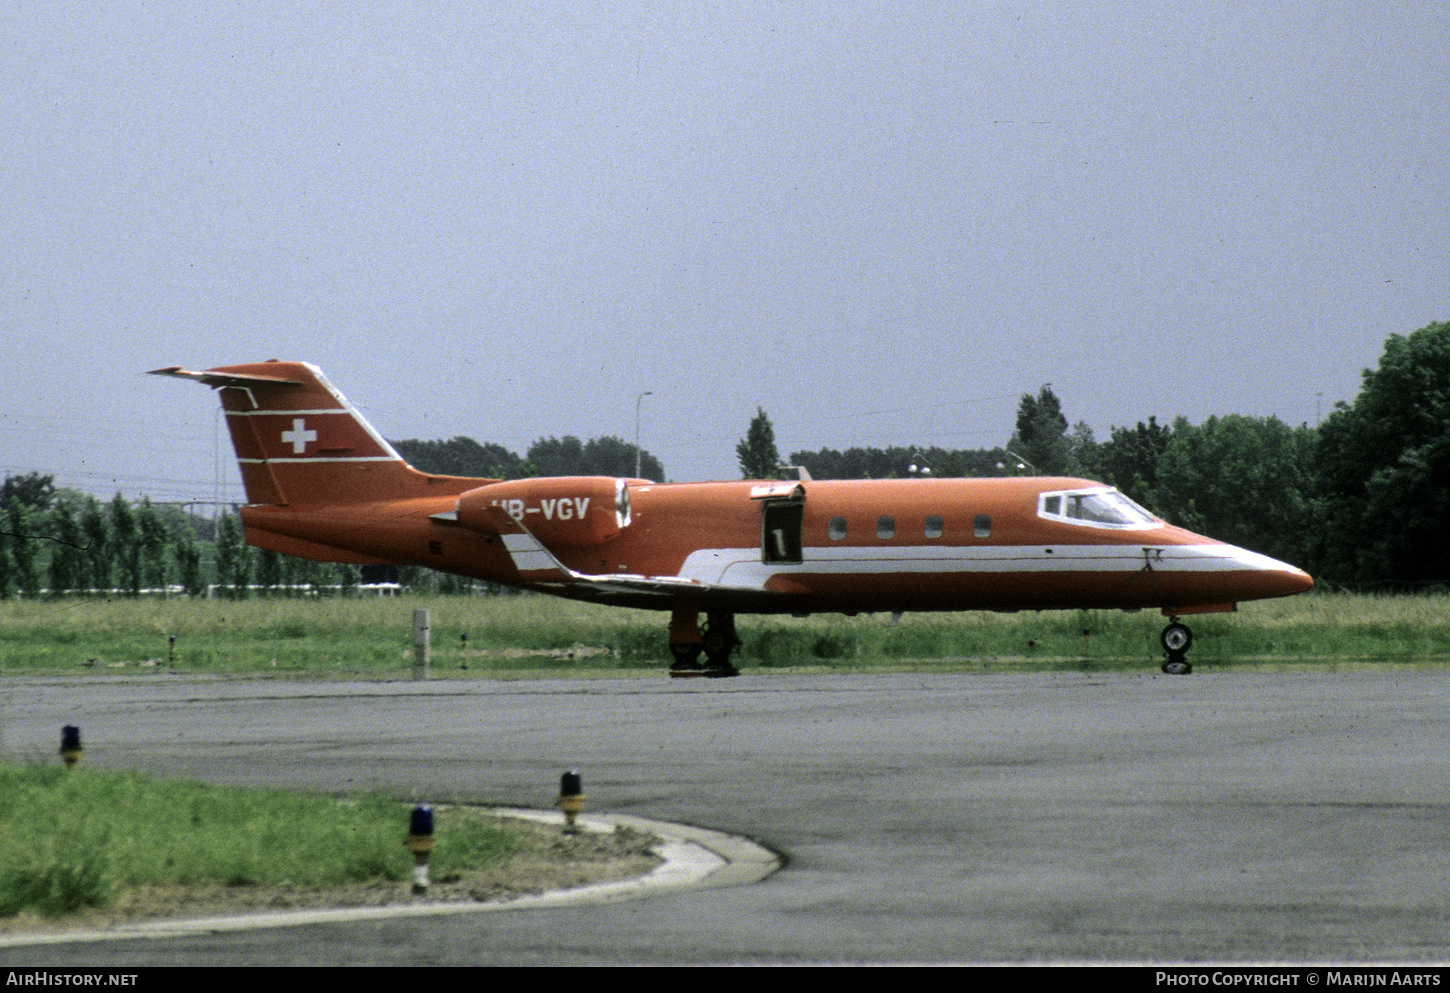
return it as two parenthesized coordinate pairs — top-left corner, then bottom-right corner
(0, 764), (521, 917)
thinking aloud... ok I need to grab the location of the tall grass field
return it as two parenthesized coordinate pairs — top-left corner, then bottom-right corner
(0, 591), (1447, 675)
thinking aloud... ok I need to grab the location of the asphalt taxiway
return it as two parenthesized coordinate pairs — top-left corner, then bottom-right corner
(3, 669), (1449, 965)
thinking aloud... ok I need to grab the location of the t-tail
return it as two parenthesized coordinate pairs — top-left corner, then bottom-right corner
(151, 360), (483, 506)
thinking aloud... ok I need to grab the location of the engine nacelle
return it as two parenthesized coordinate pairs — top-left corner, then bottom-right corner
(454, 476), (633, 548)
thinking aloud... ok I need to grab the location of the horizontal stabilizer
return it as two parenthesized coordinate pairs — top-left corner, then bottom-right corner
(149, 366), (304, 389)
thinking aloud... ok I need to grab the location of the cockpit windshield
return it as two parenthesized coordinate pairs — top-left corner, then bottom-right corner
(1038, 488), (1161, 530)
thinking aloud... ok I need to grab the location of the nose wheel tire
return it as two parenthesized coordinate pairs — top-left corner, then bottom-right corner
(1161, 652), (1192, 675)
(1159, 621), (1193, 674)
(1160, 622), (1193, 654)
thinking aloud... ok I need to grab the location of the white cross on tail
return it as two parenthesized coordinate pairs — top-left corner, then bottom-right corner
(280, 418), (318, 454)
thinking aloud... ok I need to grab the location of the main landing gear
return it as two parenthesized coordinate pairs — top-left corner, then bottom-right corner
(669, 608), (740, 679)
(1160, 620), (1193, 675)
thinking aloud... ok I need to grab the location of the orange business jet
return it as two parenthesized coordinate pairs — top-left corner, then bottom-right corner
(153, 361), (1313, 677)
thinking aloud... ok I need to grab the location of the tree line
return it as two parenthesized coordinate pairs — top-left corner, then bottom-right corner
(390, 433), (665, 482)
(0, 480), (364, 599)
(0, 479), (198, 598)
(0, 429), (672, 600)
(749, 321), (1450, 592)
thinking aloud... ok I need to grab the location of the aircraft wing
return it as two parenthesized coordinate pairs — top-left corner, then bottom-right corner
(459, 506), (787, 604)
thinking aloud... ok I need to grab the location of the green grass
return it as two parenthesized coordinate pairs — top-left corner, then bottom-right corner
(1, 591), (1449, 676)
(733, 592), (1450, 671)
(0, 764), (521, 917)
(0, 595), (670, 673)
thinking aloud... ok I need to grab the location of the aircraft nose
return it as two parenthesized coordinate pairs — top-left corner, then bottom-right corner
(1265, 562), (1314, 598)
(1224, 544), (1314, 599)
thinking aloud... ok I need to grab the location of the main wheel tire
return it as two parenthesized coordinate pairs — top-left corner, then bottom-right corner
(702, 630), (732, 655)
(669, 643), (705, 677)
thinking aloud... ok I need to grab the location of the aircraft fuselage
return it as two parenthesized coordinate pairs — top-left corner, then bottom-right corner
(239, 475), (1309, 617)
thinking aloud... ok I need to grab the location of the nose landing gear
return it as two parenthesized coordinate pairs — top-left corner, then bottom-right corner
(1160, 620), (1193, 675)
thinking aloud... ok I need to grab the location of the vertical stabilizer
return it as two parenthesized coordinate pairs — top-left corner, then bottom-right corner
(151, 360), (461, 506)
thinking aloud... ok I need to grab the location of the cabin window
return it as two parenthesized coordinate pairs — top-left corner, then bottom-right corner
(828, 516), (847, 540)
(974, 514), (992, 538)
(924, 515), (943, 539)
(877, 516), (895, 539)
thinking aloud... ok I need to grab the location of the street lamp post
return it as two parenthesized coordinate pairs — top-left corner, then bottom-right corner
(634, 390), (652, 479)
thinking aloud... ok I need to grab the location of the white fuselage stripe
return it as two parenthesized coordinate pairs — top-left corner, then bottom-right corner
(227, 409), (353, 417)
(678, 542), (1301, 588)
(237, 457), (401, 464)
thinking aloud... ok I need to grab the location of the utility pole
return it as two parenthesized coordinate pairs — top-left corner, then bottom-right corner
(635, 390), (653, 478)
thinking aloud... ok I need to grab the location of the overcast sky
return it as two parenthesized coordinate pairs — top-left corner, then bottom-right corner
(3, 2), (1446, 503)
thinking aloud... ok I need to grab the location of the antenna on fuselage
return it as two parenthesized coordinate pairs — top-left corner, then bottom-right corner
(1002, 450), (1037, 475)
